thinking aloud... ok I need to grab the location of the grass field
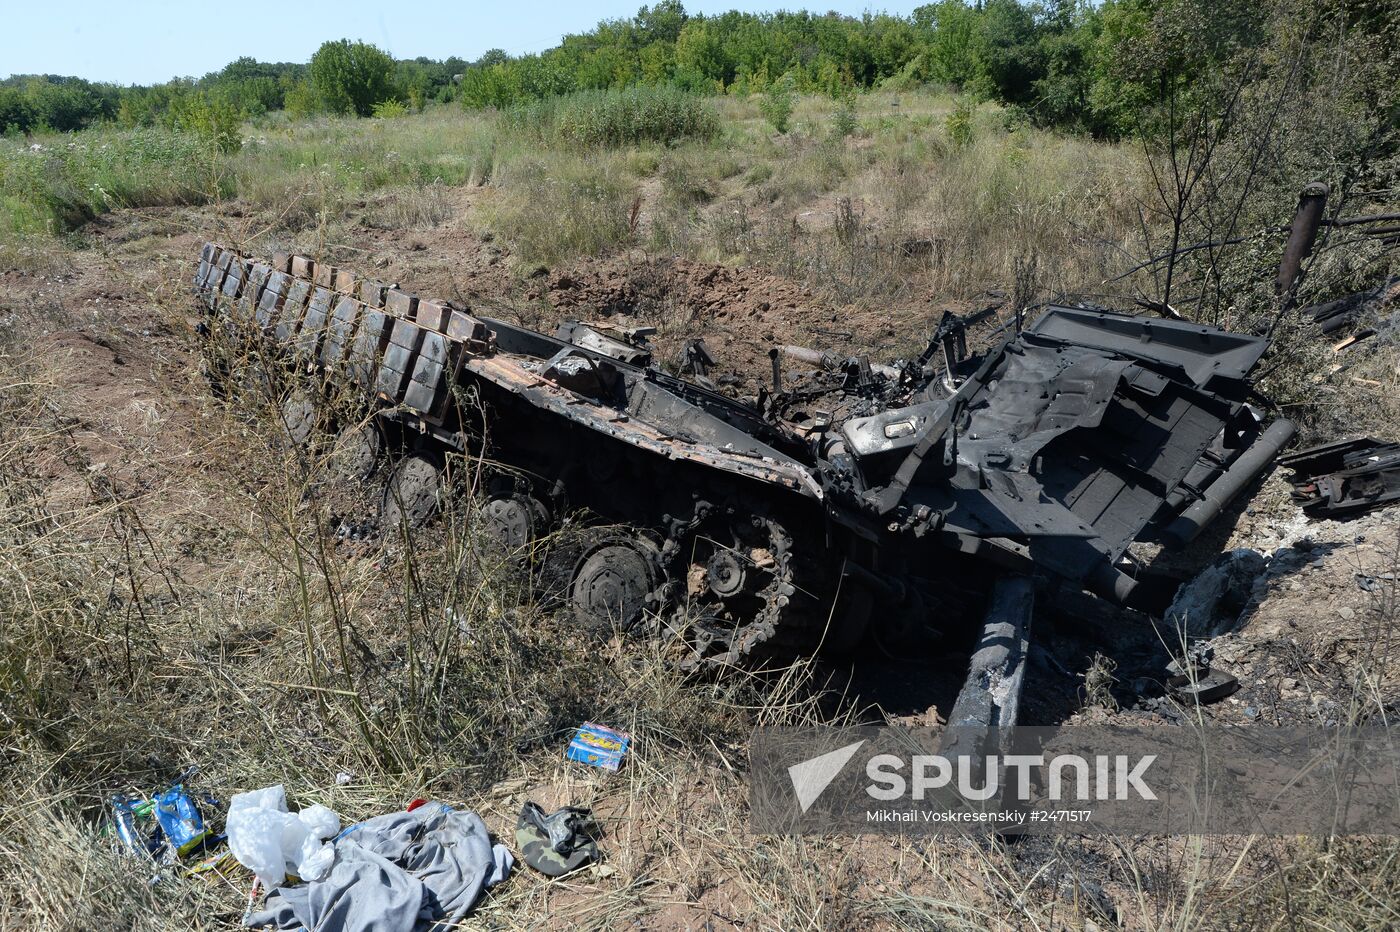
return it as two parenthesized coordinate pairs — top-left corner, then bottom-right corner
(2, 91), (1147, 300)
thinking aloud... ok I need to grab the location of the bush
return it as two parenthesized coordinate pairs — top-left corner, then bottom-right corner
(503, 85), (719, 149)
(830, 90), (859, 139)
(309, 39), (394, 117)
(946, 99), (975, 146)
(165, 91), (243, 153)
(371, 99), (410, 119)
(759, 79), (795, 133)
(283, 79), (320, 119)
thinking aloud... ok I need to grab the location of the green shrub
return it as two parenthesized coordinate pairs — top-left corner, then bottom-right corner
(946, 98), (975, 146)
(759, 79), (795, 133)
(830, 90), (859, 139)
(371, 99), (410, 119)
(165, 91), (243, 153)
(503, 85), (719, 149)
(283, 79), (320, 119)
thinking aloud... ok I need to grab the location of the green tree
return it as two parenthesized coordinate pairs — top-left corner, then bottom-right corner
(0, 86), (35, 134)
(309, 39), (394, 116)
(636, 1), (689, 43)
(915, 1), (989, 89)
(675, 21), (730, 85)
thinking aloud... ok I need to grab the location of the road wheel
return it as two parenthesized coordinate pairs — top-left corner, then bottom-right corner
(483, 493), (551, 552)
(329, 421), (383, 483)
(279, 386), (320, 448)
(381, 450), (445, 530)
(569, 535), (665, 634)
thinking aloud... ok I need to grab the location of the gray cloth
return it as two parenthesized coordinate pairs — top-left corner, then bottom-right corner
(245, 803), (512, 932)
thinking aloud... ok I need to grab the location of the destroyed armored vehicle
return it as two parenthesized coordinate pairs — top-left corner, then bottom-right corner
(192, 243), (1293, 726)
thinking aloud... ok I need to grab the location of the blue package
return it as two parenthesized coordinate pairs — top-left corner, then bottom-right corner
(153, 785), (210, 857)
(566, 722), (630, 771)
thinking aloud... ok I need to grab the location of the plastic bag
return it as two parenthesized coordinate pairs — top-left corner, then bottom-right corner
(226, 785), (340, 885)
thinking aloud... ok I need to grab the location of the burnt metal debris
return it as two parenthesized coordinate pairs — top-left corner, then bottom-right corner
(1281, 437), (1400, 519)
(192, 242), (1295, 724)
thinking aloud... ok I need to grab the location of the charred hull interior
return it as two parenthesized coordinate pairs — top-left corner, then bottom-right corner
(191, 242), (1291, 683)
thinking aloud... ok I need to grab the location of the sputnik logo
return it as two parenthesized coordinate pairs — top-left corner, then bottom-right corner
(788, 740), (866, 813)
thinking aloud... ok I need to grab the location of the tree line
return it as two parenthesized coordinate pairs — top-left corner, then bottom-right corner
(0, 45), (464, 146)
(2, 1), (1393, 143)
(454, 0), (1309, 138)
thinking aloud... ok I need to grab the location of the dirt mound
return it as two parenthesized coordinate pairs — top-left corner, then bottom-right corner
(520, 253), (956, 389)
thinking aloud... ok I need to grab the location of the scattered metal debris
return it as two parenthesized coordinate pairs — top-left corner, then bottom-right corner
(554, 319), (654, 366)
(1166, 648), (1240, 705)
(1280, 437), (1400, 519)
(1356, 572), (1395, 593)
(946, 577), (1034, 733)
(1278, 182), (1329, 304)
(1305, 276), (1399, 337)
(677, 338), (715, 379)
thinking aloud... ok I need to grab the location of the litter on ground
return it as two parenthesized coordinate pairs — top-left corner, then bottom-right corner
(566, 722), (630, 771)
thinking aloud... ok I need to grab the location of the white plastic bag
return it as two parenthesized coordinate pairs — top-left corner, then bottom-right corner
(226, 785), (341, 886)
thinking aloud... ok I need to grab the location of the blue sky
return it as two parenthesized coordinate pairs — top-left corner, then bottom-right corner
(4, 1), (925, 85)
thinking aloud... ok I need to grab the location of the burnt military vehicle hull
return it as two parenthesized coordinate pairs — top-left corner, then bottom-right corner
(191, 243), (1292, 700)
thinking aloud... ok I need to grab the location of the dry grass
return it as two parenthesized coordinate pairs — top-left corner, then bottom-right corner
(0, 283), (832, 928)
(2, 91), (1152, 313)
(637, 94), (1146, 309)
(489, 154), (640, 265)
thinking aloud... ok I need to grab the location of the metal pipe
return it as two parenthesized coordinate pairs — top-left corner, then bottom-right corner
(780, 344), (900, 380)
(1277, 182), (1329, 298)
(1163, 418), (1296, 548)
(1086, 562), (1140, 607)
(780, 344), (830, 368)
(945, 575), (1035, 732)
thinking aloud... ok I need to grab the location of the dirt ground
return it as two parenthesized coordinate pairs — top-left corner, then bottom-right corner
(2, 194), (1397, 930)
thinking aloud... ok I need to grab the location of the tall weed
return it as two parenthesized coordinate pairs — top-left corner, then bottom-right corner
(491, 155), (637, 263)
(503, 85), (719, 149)
(0, 128), (226, 235)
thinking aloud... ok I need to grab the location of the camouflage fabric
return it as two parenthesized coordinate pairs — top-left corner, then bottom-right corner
(514, 802), (600, 878)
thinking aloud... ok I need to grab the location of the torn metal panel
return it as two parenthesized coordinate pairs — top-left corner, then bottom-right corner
(1026, 306), (1269, 390)
(461, 353), (824, 499)
(1280, 437), (1400, 518)
(556, 319), (653, 366)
